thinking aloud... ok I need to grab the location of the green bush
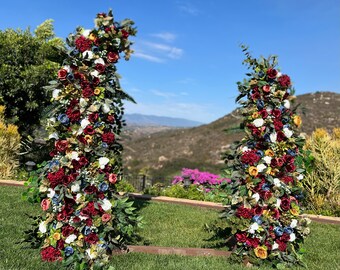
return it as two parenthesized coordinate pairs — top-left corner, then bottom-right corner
(301, 128), (340, 216)
(116, 179), (136, 193)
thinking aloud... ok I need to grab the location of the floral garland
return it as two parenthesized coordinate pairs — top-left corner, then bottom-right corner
(221, 47), (310, 267)
(27, 11), (141, 269)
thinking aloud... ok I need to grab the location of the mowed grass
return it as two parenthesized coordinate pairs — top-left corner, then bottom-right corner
(0, 185), (339, 270)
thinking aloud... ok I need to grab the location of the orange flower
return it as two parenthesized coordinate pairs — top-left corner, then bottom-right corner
(89, 33), (97, 41)
(52, 232), (61, 241)
(248, 166), (258, 177)
(94, 88), (101, 95)
(264, 149), (274, 157)
(293, 115), (302, 127)
(290, 208), (299, 216)
(254, 246), (268, 259)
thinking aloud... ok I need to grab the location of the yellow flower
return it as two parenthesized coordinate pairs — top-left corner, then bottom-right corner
(254, 246), (268, 259)
(290, 208), (299, 216)
(248, 166), (258, 177)
(0, 122), (6, 131)
(52, 232), (61, 240)
(94, 88), (101, 95)
(84, 135), (93, 144)
(6, 124), (19, 136)
(293, 115), (302, 127)
(0, 105), (5, 115)
(89, 33), (97, 40)
(65, 84), (76, 94)
(264, 149), (274, 157)
(252, 112), (260, 119)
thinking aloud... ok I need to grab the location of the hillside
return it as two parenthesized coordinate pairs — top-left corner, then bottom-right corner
(122, 92), (340, 179)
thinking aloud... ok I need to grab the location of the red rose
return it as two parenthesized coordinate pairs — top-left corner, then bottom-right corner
(79, 156), (89, 167)
(265, 241), (272, 251)
(72, 160), (81, 170)
(75, 36), (92, 52)
(259, 109), (268, 119)
(86, 218), (93, 227)
(277, 131), (286, 142)
(84, 185), (98, 194)
(57, 69), (68, 81)
(281, 176), (294, 184)
(84, 125), (95, 135)
(82, 87), (94, 98)
(246, 237), (260, 248)
(236, 232), (247, 243)
(56, 239), (65, 250)
(272, 109), (281, 118)
(254, 205), (264, 215)
(280, 233), (290, 242)
(280, 197), (291, 211)
(77, 135), (87, 145)
(236, 206), (254, 219)
(241, 150), (260, 166)
(62, 225), (76, 237)
(102, 213), (111, 223)
(95, 63), (106, 73)
(41, 246), (62, 262)
(47, 168), (65, 188)
(57, 210), (68, 221)
(121, 30), (129, 38)
(92, 76), (100, 86)
(278, 74), (291, 88)
(55, 140), (68, 152)
(73, 216), (81, 223)
(267, 68), (278, 79)
(81, 202), (99, 217)
(85, 233), (99, 244)
(273, 119), (283, 131)
(277, 240), (287, 251)
(260, 190), (272, 201)
(251, 91), (261, 100)
(102, 132), (115, 144)
(262, 85), (271, 93)
(283, 155), (294, 164)
(63, 173), (77, 186)
(97, 191), (105, 200)
(107, 115), (115, 123)
(107, 52), (119, 63)
(88, 113), (99, 123)
(286, 163), (296, 173)
(109, 173), (117, 184)
(271, 208), (280, 219)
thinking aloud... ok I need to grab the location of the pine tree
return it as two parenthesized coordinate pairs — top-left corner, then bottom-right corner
(221, 46), (310, 267)
(26, 10), (141, 269)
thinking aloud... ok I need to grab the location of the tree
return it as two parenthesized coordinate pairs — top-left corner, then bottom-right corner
(0, 20), (64, 136)
(220, 46), (310, 267)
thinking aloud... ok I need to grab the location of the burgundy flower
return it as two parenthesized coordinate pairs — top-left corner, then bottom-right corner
(84, 185), (98, 194)
(260, 190), (273, 200)
(107, 115), (115, 123)
(236, 232), (247, 243)
(246, 237), (260, 248)
(79, 156), (89, 167)
(84, 125), (95, 135)
(277, 131), (286, 142)
(86, 218), (93, 227)
(62, 225), (76, 237)
(55, 140), (68, 152)
(82, 87), (94, 98)
(88, 113), (99, 123)
(273, 119), (283, 131)
(277, 240), (287, 251)
(280, 233), (290, 242)
(73, 217), (81, 223)
(121, 30), (129, 38)
(280, 197), (291, 211)
(259, 109), (268, 119)
(56, 239), (65, 250)
(57, 69), (68, 81)
(47, 168), (65, 188)
(281, 176), (294, 184)
(286, 163), (296, 173)
(241, 150), (260, 166)
(85, 233), (99, 244)
(271, 208), (280, 219)
(278, 75), (291, 88)
(102, 132), (115, 144)
(107, 51), (119, 63)
(92, 76), (100, 86)
(236, 206), (254, 219)
(267, 68), (278, 79)
(77, 135), (87, 145)
(272, 109), (281, 118)
(254, 205), (264, 215)
(95, 63), (106, 73)
(41, 246), (62, 262)
(75, 36), (92, 52)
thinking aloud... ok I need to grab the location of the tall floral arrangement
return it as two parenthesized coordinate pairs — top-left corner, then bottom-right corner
(221, 47), (310, 267)
(26, 11), (141, 269)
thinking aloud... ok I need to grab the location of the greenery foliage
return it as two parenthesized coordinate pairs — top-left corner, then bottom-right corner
(0, 20), (64, 136)
(301, 128), (340, 216)
(0, 106), (21, 178)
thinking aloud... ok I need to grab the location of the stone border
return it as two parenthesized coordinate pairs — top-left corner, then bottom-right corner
(1, 179), (340, 226)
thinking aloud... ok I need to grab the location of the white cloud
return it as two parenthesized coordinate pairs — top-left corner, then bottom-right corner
(151, 89), (177, 98)
(177, 2), (200, 15)
(143, 41), (183, 59)
(150, 32), (177, 42)
(134, 52), (164, 63)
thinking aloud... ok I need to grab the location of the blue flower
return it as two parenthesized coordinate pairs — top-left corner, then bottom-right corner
(257, 100), (264, 110)
(49, 160), (60, 169)
(92, 46), (99, 53)
(102, 142), (108, 148)
(67, 73), (74, 81)
(83, 226), (91, 236)
(258, 71), (265, 78)
(252, 215), (263, 225)
(57, 114), (70, 125)
(287, 149), (296, 156)
(65, 246), (74, 256)
(71, 49), (79, 56)
(284, 226), (293, 234)
(283, 124), (290, 128)
(264, 134), (271, 142)
(99, 182), (109, 192)
(52, 194), (59, 205)
(274, 227), (284, 237)
(256, 150), (264, 157)
(98, 243), (108, 249)
(262, 183), (270, 191)
(247, 141), (256, 148)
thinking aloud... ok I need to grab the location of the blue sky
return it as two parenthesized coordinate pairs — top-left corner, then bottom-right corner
(1, 0), (339, 123)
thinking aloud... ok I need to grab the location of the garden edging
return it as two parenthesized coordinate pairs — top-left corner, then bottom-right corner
(1, 179), (339, 225)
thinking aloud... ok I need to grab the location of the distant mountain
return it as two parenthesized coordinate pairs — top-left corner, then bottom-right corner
(122, 92), (340, 180)
(124, 113), (204, 127)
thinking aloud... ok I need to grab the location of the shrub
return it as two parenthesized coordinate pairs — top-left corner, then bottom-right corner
(0, 106), (21, 179)
(116, 179), (136, 193)
(301, 128), (340, 216)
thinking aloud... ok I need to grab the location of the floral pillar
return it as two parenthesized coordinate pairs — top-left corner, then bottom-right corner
(223, 47), (310, 267)
(31, 11), (140, 269)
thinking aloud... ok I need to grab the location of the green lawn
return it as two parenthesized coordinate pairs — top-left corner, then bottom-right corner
(0, 186), (339, 270)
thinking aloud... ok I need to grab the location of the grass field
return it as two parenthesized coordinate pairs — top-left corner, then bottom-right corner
(0, 185), (339, 270)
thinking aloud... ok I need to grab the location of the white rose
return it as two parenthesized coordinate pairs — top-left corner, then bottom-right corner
(248, 223), (259, 234)
(81, 118), (90, 129)
(297, 174), (304, 180)
(65, 234), (77, 244)
(272, 242), (279, 250)
(102, 103), (110, 113)
(283, 128), (293, 138)
(273, 178), (282, 187)
(270, 132), (277, 143)
(263, 156), (272, 164)
(275, 198), (281, 208)
(47, 188), (55, 198)
(276, 72), (282, 77)
(39, 221), (47, 233)
(283, 100), (290, 109)
(75, 127), (84, 136)
(90, 70), (99, 78)
(52, 89), (61, 99)
(86, 248), (98, 259)
(79, 98), (88, 108)
(71, 182), (80, 193)
(94, 58), (105, 65)
(252, 193), (260, 202)
(253, 118), (264, 127)
(82, 29), (91, 38)
(63, 65), (71, 73)
(290, 219), (298, 228)
(289, 233), (296, 242)
(82, 50), (94, 59)
(241, 146), (249, 152)
(48, 132), (59, 140)
(99, 157), (110, 169)
(257, 163), (267, 173)
(100, 199), (112, 211)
